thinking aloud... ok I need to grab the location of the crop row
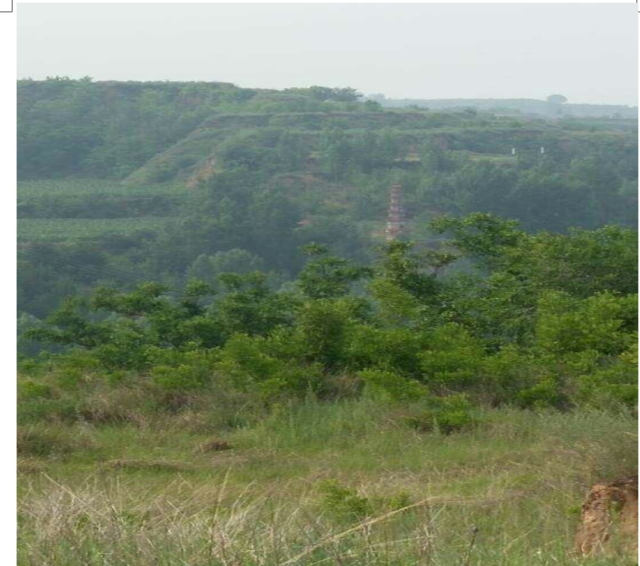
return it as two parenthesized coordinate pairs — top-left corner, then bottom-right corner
(18, 217), (173, 242)
(18, 179), (186, 199)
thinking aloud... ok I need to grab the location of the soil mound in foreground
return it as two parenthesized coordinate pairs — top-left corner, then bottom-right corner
(574, 475), (638, 557)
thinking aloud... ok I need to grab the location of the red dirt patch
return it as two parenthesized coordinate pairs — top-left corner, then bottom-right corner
(574, 475), (638, 558)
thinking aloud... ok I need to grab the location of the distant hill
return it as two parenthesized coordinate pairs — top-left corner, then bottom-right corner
(370, 95), (637, 119)
(18, 79), (637, 185)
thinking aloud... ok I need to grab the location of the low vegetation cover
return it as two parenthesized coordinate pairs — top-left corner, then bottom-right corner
(376, 94), (638, 119)
(17, 403), (637, 565)
(18, 217), (174, 242)
(17, 80), (638, 564)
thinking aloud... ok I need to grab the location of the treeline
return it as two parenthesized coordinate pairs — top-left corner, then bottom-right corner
(22, 214), (637, 424)
(17, 78), (366, 180)
(17, 78), (255, 179)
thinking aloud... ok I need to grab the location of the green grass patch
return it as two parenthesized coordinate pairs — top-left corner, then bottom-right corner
(18, 398), (637, 565)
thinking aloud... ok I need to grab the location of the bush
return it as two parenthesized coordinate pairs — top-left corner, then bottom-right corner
(18, 394), (80, 424)
(217, 333), (325, 399)
(573, 355), (638, 410)
(418, 324), (486, 388)
(403, 394), (477, 434)
(19, 380), (54, 401)
(535, 291), (636, 356)
(516, 378), (568, 410)
(318, 481), (372, 522)
(345, 325), (426, 376)
(358, 368), (427, 402)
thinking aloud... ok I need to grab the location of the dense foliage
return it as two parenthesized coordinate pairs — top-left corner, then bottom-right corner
(22, 214), (637, 415)
(17, 80), (637, 329)
(17, 79), (637, 418)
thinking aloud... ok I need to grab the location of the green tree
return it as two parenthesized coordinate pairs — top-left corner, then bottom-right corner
(297, 244), (372, 299)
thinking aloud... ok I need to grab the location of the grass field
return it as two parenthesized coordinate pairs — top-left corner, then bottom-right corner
(17, 394), (637, 566)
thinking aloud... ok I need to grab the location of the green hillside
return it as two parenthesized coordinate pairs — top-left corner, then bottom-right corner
(17, 79), (638, 324)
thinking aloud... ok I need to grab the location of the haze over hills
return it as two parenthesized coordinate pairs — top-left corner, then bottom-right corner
(368, 94), (638, 118)
(18, 79), (638, 184)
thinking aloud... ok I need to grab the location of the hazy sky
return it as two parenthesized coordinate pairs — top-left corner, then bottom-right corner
(18, 3), (638, 105)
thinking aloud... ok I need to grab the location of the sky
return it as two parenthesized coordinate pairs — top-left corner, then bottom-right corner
(17, 3), (638, 106)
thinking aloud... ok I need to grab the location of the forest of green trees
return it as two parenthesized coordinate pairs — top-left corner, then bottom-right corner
(22, 214), (637, 415)
(17, 79), (638, 332)
(16, 78), (637, 415)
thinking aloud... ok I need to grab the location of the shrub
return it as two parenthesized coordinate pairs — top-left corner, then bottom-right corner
(318, 481), (372, 522)
(19, 380), (54, 401)
(18, 395), (79, 424)
(148, 349), (219, 392)
(294, 298), (365, 371)
(17, 426), (95, 458)
(535, 291), (637, 356)
(217, 333), (324, 399)
(418, 324), (486, 388)
(358, 368), (427, 402)
(345, 325), (426, 375)
(573, 355), (638, 410)
(403, 394), (477, 434)
(516, 378), (568, 410)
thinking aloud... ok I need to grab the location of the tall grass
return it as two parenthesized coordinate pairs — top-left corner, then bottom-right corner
(18, 398), (637, 565)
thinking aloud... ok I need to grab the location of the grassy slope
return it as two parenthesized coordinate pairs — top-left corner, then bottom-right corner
(18, 398), (637, 565)
(17, 179), (185, 198)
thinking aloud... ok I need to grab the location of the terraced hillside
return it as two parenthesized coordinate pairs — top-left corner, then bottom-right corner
(125, 110), (631, 186)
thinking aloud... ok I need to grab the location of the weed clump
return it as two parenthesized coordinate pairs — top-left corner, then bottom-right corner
(102, 459), (192, 473)
(17, 426), (95, 458)
(318, 481), (373, 522)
